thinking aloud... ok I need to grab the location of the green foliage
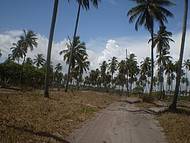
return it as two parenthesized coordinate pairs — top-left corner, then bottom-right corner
(0, 61), (46, 88)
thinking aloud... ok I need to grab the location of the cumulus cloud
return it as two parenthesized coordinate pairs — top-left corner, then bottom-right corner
(0, 29), (190, 73)
(87, 29), (190, 70)
(0, 30), (67, 71)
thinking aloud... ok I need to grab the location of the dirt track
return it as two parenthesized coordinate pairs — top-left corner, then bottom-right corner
(67, 101), (167, 143)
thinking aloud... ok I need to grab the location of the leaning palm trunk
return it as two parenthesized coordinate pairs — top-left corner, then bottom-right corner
(169, 0), (188, 111)
(44, 0), (59, 97)
(65, 4), (81, 92)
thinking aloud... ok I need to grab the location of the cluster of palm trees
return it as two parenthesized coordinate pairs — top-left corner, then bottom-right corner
(127, 0), (189, 110)
(0, 0), (189, 111)
(44, 0), (100, 97)
(84, 52), (190, 95)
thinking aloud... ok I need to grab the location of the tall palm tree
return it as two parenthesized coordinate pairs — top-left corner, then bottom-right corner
(60, 36), (88, 86)
(60, 36), (87, 68)
(140, 57), (151, 92)
(19, 30), (38, 63)
(165, 60), (175, 92)
(0, 49), (2, 58)
(108, 57), (118, 87)
(34, 54), (45, 68)
(117, 60), (126, 93)
(183, 59), (190, 95)
(100, 61), (108, 88)
(169, 0), (188, 111)
(65, 0), (101, 92)
(55, 63), (62, 72)
(75, 56), (90, 88)
(127, 0), (174, 95)
(151, 26), (174, 93)
(127, 54), (139, 91)
(44, 0), (59, 97)
(10, 42), (25, 64)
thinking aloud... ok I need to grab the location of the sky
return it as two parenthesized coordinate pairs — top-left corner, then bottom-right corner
(0, 0), (190, 71)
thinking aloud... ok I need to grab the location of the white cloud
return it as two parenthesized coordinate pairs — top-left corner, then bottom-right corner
(0, 29), (190, 73)
(0, 30), (67, 71)
(87, 29), (190, 70)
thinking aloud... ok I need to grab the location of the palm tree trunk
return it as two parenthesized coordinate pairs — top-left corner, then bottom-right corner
(169, 0), (188, 111)
(186, 69), (188, 95)
(65, 4), (81, 92)
(44, 0), (59, 98)
(20, 55), (26, 88)
(150, 23), (154, 95)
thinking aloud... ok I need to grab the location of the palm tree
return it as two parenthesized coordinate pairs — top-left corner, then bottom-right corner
(65, 0), (101, 92)
(74, 56), (90, 89)
(10, 42), (25, 64)
(169, 0), (188, 111)
(25, 57), (33, 65)
(165, 60), (175, 93)
(108, 57), (118, 87)
(127, 53), (139, 91)
(0, 49), (2, 58)
(117, 60), (126, 93)
(34, 54), (45, 68)
(55, 63), (62, 72)
(54, 63), (63, 89)
(151, 26), (174, 94)
(140, 57), (151, 92)
(19, 30), (38, 63)
(183, 59), (190, 95)
(60, 36), (88, 87)
(100, 61), (108, 88)
(44, 0), (59, 97)
(127, 0), (174, 95)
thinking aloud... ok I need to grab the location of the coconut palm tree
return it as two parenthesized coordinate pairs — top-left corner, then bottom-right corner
(74, 56), (90, 89)
(19, 30), (38, 63)
(127, 54), (139, 91)
(169, 0), (188, 111)
(165, 60), (175, 93)
(140, 57), (151, 92)
(127, 0), (174, 95)
(44, 0), (59, 97)
(55, 63), (62, 72)
(65, 0), (101, 92)
(100, 61), (108, 88)
(34, 54), (45, 68)
(60, 36), (88, 86)
(25, 57), (33, 65)
(151, 26), (174, 93)
(10, 42), (25, 64)
(0, 49), (2, 58)
(183, 59), (190, 95)
(117, 60), (126, 93)
(108, 57), (118, 87)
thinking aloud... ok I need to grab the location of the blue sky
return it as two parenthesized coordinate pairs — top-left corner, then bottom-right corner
(0, 0), (187, 42)
(0, 0), (190, 69)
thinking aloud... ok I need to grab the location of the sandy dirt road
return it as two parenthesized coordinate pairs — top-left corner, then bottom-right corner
(67, 101), (167, 143)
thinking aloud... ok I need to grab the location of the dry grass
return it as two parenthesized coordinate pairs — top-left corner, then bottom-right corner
(157, 110), (190, 143)
(0, 89), (119, 143)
